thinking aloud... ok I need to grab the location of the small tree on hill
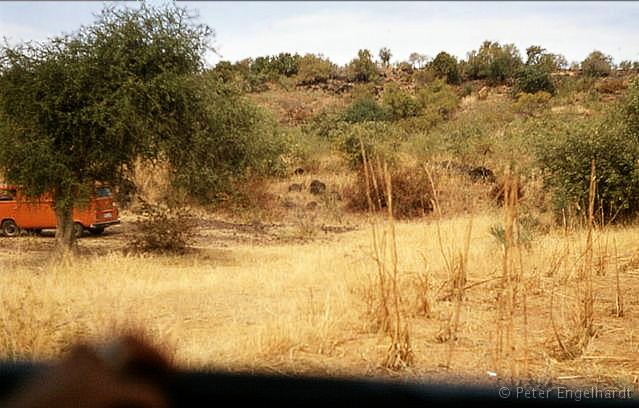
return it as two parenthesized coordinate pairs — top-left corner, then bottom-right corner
(379, 47), (392, 68)
(431, 51), (461, 84)
(348, 49), (379, 82)
(581, 51), (613, 77)
(466, 40), (522, 84)
(514, 45), (557, 95)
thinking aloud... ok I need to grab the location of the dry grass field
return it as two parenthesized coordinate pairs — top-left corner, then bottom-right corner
(1, 207), (638, 391)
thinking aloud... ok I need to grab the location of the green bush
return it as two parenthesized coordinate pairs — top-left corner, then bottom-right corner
(513, 92), (552, 116)
(382, 83), (421, 120)
(166, 78), (290, 204)
(304, 106), (347, 140)
(466, 40), (522, 84)
(431, 52), (461, 84)
(536, 83), (639, 222)
(581, 51), (613, 77)
(248, 53), (301, 79)
(297, 54), (337, 85)
(412, 68), (436, 87)
(416, 79), (460, 120)
(514, 65), (555, 95)
(347, 49), (379, 83)
(343, 97), (390, 123)
(336, 121), (406, 168)
(270, 52), (301, 77)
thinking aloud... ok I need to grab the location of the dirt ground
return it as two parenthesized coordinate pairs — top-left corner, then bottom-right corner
(1, 209), (638, 394)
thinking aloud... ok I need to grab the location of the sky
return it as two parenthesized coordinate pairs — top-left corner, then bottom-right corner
(1, 1), (638, 67)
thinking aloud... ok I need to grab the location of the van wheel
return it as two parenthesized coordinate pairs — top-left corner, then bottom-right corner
(2, 220), (20, 237)
(73, 223), (84, 238)
(88, 227), (105, 236)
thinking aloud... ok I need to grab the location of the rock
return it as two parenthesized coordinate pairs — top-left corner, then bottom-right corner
(282, 199), (296, 209)
(468, 166), (496, 183)
(478, 86), (490, 100)
(288, 183), (304, 192)
(309, 180), (327, 195)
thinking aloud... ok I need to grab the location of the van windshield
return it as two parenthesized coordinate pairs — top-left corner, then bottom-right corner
(95, 187), (112, 198)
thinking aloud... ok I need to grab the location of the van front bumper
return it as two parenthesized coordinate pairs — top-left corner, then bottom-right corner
(89, 220), (121, 229)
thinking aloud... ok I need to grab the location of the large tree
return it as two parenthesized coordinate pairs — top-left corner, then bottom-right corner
(0, 4), (212, 254)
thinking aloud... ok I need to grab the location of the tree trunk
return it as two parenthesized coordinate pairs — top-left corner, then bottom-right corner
(54, 197), (76, 257)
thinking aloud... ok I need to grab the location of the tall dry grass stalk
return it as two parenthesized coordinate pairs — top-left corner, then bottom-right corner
(579, 159), (596, 340)
(549, 160), (599, 360)
(424, 164), (472, 369)
(492, 169), (528, 380)
(359, 140), (413, 370)
(613, 238), (624, 318)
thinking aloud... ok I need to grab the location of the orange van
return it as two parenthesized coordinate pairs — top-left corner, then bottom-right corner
(0, 185), (120, 237)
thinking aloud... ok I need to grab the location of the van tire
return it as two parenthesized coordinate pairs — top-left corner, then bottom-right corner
(73, 223), (84, 238)
(88, 227), (105, 236)
(2, 220), (20, 237)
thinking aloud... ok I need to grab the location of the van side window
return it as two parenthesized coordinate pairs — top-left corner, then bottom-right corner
(0, 189), (16, 201)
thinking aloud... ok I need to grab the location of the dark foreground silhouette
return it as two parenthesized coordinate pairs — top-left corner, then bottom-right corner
(0, 334), (636, 407)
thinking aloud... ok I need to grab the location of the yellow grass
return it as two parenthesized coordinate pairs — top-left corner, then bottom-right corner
(1, 212), (638, 388)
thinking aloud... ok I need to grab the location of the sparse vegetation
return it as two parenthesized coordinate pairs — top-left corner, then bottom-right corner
(1, 2), (638, 391)
(129, 201), (197, 254)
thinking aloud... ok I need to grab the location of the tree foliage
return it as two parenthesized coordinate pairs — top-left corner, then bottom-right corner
(348, 49), (379, 82)
(514, 46), (558, 95)
(537, 79), (639, 222)
(296, 53), (336, 85)
(342, 97), (390, 123)
(0, 4), (212, 251)
(466, 41), (522, 84)
(379, 47), (392, 67)
(581, 51), (614, 77)
(431, 51), (461, 84)
(166, 74), (290, 204)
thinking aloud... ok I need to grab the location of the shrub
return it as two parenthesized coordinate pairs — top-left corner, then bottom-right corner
(513, 92), (552, 116)
(581, 51), (613, 77)
(343, 97), (390, 123)
(304, 106), (347, 140)
(536, 86), (639, 222)
(461, 83), (473, 97)
(466, 41), (522, 84)
(344, 164), (434, 219)
(336, 121), (405, 168)
(382, 83), (421, 120)
(416, 79), (460, 120)
(270, 52), (301, 77)
(525, 45), (566, 72)
(297, 54), (336, 85)
(431, 52), (461, 84)
(596, 78), (627, 94)
(167, 79), (290, 204)
(412, 68), (436, 87)
(514, 65), (555, 95)
(347, 49), (379, 82)
(130, 201), (197, 254)
(397, 61), (414, 74)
